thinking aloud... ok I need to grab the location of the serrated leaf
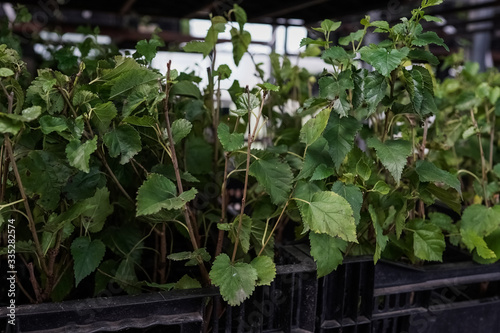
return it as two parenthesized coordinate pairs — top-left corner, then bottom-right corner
(408, 219), (445, 261)
(300, 107), (331, 146)
(320, 19), (341, 33)
(209, 253), (258, 306)
(79, 187), (114, 233)
(309, 232), (346, 277)
(360, 46), (409, 77)
(217, 123), (244, 152)
(321, 46), (352, 67)
(352, 69), (387, 115)
(174, 274), (202, 290)
(183, 41), (213, 57)
(296, 191), (357, 242)
(65, 137), (97, 173)
(18, 151), (73, 210)
(92, 102), (117, 133)
(39, 115), (68, 134)
(64, 166), (106, 201)
(460, 229), (496, 259)
(234, 92), (260, 116)
(103, 124), (142, 164)
(356, 159), (371, 180)
(332, 181), (363, 225)
(122, 115), (157, 127)
(228, 214), (253, 253)
(318, 70), (353, 102)
(250, 256), (276, 286)
(403, 66), (437, 117)
(109, 69), (160, 99)
(461, 204), (500, 236)
(171, 119), (193, 144)
(367, 138), (411, 184)
(369, 204), (389, 263)
(311, 164), (336, 181)
(338, 29), (364, 46)
(257, 82), (279, 92)
(249, 156), (293, 205)
(136, 38), (163, 63)
(412, 31), (449, 51)
(415, 160), (461, 195)
(323, 113), (362, 170)
(71, 237), (106, 287)
(408, 49), (439, 66)
(136, 173), (197, 216)
(429, 212), (456, 233)
(231, 28), (251, 66)
(372, 180), (390, 194)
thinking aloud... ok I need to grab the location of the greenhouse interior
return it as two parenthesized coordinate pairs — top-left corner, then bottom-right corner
(1, 0), (500, 332)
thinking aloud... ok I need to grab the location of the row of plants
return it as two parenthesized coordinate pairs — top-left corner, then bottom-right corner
(1, 0), (499, 310)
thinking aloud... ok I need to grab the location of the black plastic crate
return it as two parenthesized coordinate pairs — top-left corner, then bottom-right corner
(372, 259), (500, 333)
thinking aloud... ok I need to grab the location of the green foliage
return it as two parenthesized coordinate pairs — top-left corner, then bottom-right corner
(71, 237), (106, 287)
(367, 139), (412, 184)
(309, 232), (346, 277)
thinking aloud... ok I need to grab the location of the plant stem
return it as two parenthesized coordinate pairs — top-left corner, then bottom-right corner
(163, 61), (209, 283)
(158, 223), (167, 284)
(419, 118), (429, 159)
(215, 152), (230, 258)
(489, 113), (496, 170)
(231, 91), (267, 263)
(258, 200), (289, 257)
(470, 109), (489, 207)
(214, 77), (221, 169)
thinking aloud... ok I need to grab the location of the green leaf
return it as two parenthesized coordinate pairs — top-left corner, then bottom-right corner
(18, 151), (73, 211)
(461, 204), (500, 237)
(403, 66), (437, 117)
(136, 38), (163, 63)
(228, 214), (253, 253)
(299, 108), (331, 146)
(408, 219), (445, 261)
(171, 119), (193, 144)
(209, 253), (258, 306)
(136, 173), (197, 216)
(314, 19), (341, 33)
(71, 237), (106, 287)
(0, 106), (42, 135)
(321, 46), (352, 67)
(250, 256), (276, 286)
(352, 69), (387, 115)
(332, 181), (363, 225)
(296, 191), (357, 242)
(367, 138), (412, 184)
(369, 205), (389, 263)
(73, 90), (97, 106)
(109, 69), (160, 99)
(215, 64), (232, 80)
(251, 220), (274, 258)
(460, 229), (496, 259)
(323, 113), (362, 170)
(0, 67), (14, 77)
(408, 49), (439, 66)
(230, 28), (251, 66)
(249, 156), (293, 205)
(234, 92), (260, 116)
(217, 123), (244, 152)
(309, 232), (346, 277)
(338, 29), (364, 46)
(65, 137), (98, 173)
(123, 115), (157, 127)
(429, 212), (456, 233)
(39, 115), (68, 134)
(412, 31), (449, 51)
(311, 164), (336, 181)
(79, 187), (114, 233)
(356, 159), (371, 181)
(185, 136), (213, 174)
(372, 180), (390, 194)
(257, 82), (279, 92)
(103, 124), (142, 164)
(415, 160), (461, 195)
(360, 46), (409, 77)
(174, 274), (202, 290)
(64, 166), (106, 201)
(233, 4), (247, 30)
(92, 102), (117, 133)
(183, 41), (213, 57)
(297, 138), (332, 180)
(170, 80), (202, 99)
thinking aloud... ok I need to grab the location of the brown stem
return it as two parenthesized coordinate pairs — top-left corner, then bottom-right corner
(231, 91), (267, 263)
(215, 152), (230, 258)
(158, 223), (167, 284)
(163, 61), (209, 284)
(4, 135), (48, 275)
(27, 262), (43, 303)
(0, 143), (7, 202)
(470, 109), (489, 207)
(419, 118), (429, 160)
(214, 77), (221, 169)
(98, 149), (134, 203)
